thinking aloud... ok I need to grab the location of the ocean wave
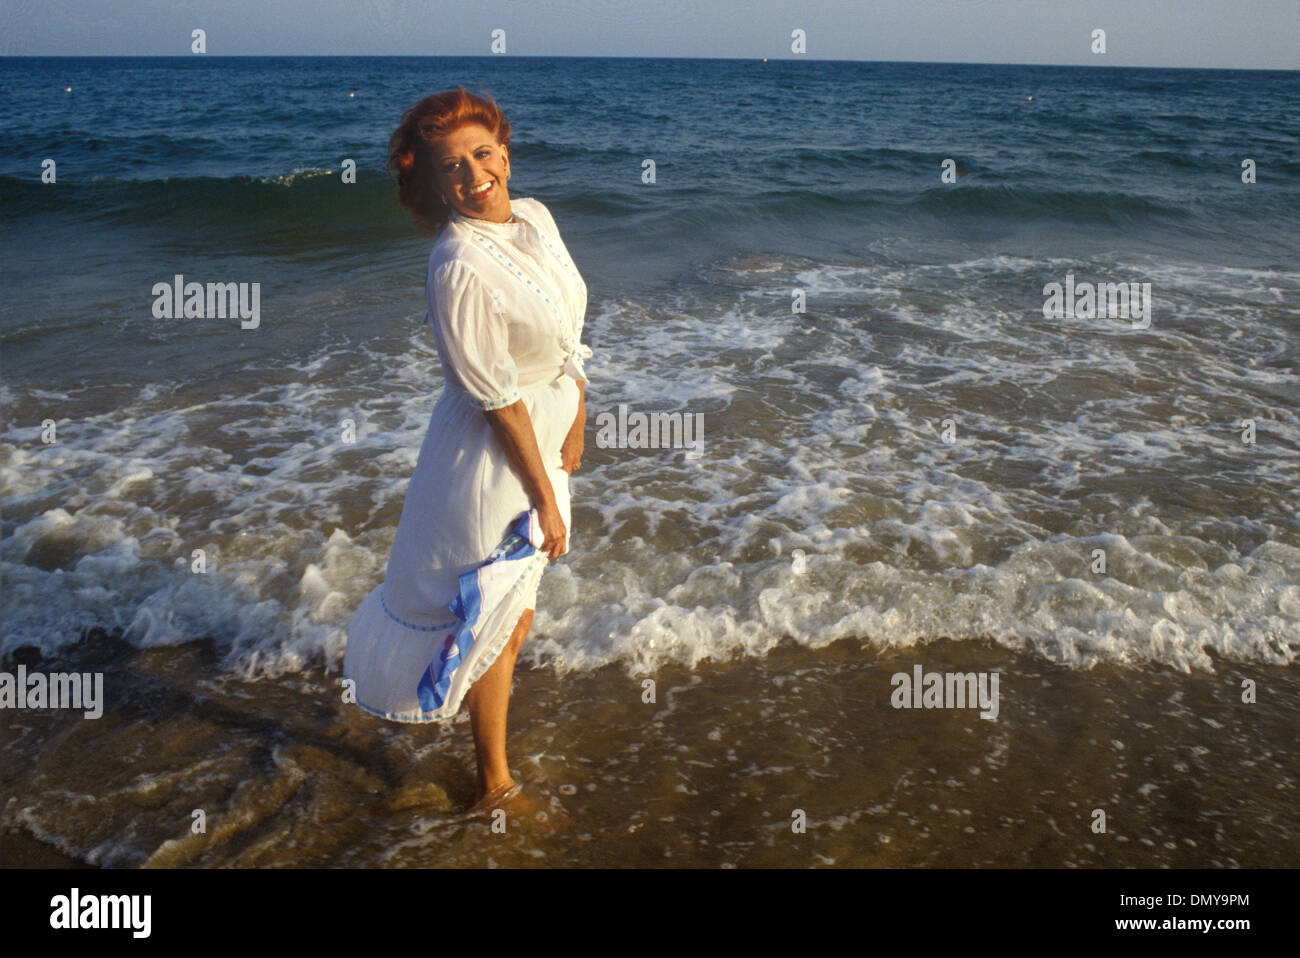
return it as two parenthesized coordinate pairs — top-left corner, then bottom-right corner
(3, 251), (1297, 678)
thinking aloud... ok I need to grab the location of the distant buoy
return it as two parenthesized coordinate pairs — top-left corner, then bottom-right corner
(65, 86), (71, 92)
(762, 58), (767, 62)
(349, 91), (355, 97)
(1027, 95), (1034, 101)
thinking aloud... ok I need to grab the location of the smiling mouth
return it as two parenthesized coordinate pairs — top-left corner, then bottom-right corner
(467, 181), (494, 199)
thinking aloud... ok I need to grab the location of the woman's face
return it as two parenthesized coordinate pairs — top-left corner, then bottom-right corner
(433, 123), (511, 222)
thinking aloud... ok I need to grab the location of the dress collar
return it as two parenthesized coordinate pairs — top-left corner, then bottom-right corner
(448, 203), (534, 235)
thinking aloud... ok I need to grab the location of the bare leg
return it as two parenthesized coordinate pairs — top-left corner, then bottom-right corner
(463, 607), (533, 806)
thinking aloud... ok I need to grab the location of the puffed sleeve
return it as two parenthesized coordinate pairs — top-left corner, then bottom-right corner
(427, 259), (520, 410)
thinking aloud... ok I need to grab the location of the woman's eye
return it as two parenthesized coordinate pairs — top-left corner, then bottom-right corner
(442, 152), (490, 173)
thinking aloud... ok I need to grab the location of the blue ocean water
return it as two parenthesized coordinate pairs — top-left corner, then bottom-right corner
(1, 56), (1298, 676)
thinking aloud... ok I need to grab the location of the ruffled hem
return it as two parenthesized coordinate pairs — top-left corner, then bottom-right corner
(343, 555), (547, 724)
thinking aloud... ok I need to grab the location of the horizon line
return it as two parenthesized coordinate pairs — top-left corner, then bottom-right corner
(1, 54), (1295, 72)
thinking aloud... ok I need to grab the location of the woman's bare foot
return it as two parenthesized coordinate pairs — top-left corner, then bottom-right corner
(468, 779), (522, 814)
(466, 781), (575, 834)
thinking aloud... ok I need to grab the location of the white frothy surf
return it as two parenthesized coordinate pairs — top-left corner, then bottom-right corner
(2, 251), (1297, 678)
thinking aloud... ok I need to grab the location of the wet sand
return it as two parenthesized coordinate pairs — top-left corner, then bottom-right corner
(2, 628), (1296, 867)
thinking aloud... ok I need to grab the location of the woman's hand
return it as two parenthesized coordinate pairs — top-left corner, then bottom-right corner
(560, 423), (584, 475)
(536, 497), (568, 558)
(561, 380), (586, 475)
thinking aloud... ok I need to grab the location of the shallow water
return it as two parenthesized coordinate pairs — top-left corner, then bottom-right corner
(3, 630), (1295, 867)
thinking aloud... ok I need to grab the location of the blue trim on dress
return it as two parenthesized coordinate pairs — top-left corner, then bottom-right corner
(354, 553), (548, 724)
(475, 388), (522, 410)
(379, 586), (458, 632)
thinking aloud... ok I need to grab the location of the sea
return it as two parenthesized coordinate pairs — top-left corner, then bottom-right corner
(1, 56), (1297, 867)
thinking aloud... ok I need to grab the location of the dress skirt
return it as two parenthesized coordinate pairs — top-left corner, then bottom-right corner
(344, 371), (579, 723)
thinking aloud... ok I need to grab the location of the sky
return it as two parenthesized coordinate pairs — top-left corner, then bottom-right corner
(2, 0), (1297, 69)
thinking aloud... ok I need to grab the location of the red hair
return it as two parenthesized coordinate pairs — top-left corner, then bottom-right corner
(387, 86), (512, 237)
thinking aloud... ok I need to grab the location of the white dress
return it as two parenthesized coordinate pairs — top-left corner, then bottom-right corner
(343, 195), (591, 723)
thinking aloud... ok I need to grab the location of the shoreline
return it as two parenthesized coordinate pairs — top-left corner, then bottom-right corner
(2, 629), (1296, 867)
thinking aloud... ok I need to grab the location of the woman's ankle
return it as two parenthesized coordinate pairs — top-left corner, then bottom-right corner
(469, 778), (522, 812)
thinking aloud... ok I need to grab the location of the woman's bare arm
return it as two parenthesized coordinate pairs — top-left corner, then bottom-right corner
(484, 400), (567, 557)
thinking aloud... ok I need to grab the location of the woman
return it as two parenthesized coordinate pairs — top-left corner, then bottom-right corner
(344, 87), (591, 814)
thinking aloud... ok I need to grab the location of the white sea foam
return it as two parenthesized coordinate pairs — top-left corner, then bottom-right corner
(2, 252), (1297, 678)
